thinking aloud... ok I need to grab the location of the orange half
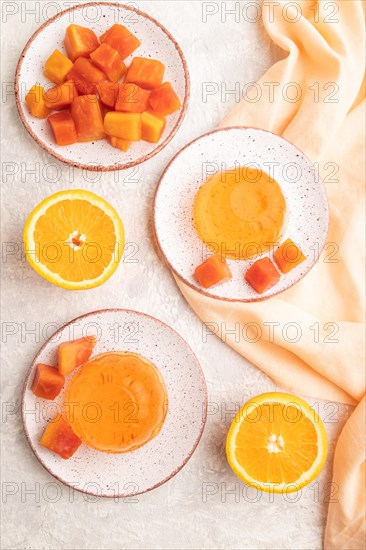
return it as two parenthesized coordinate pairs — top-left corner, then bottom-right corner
(226, 392), (328, 492)
(65, 352), (168, 453)
(23, 190), (124, 290)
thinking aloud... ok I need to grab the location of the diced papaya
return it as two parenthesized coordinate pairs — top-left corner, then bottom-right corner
(194, 255), (232, 289)
(90, 43), (126, 82)
(108, 136), (131, 152)
(48, 111), (77, 146)
(100, 24), (141, 60)
(64, 24), (99, 62)
(67, 75), (94, 95)
(40, 414), (82, 459)
(44, 49), (73, 85)
(245, 257), (280, 294)
(274, 239), (307, 273)
(25, 85), (51, 119)
(150, 82), (182, 115)
(141, 110), (166, 143)
(96, 81), (119, 109)
(44, 81), (78, 110)
(99, 101), (111, 119)
(67, 57), (105, 95)
(104, 112), (141, 141)
(125, 57), (165, 90)
(31, 364), (65, 400)
(58, 335), (97, 376)
(115, 83), (150, 113)
(71, 95), (105, 142)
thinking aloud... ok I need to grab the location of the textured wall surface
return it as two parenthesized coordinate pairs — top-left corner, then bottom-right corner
(1, 1), (352, 549)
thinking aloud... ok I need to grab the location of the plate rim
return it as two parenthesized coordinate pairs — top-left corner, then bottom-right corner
(14, 1), (190, 172)
(152, 125), (330, 303)
(21, 308), (208, 498)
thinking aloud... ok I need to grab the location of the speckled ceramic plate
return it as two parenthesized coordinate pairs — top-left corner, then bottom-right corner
(15, 2), (189, 171)
(22, 309), (207, 497)
(153, 127), (329, 302)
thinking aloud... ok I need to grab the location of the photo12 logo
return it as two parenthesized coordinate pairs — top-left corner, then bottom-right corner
(202, 80), (339, 105)
(201, 480), (339, 504)
(202, 319), (340, 345)
(202, 1), (339, 25)
(1, 1), (141, 25)
(1, 319), (142, 345)
(1, 479), (140, 503)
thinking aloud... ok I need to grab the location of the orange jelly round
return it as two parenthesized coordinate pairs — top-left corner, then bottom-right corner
(65, 352), (168, 453)
(194, 166), (287, 260)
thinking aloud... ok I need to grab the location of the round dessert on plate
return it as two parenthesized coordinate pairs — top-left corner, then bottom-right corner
(66, 351), (168, 453)
(22, 309), (207, 498)
(153, 127), (329, 302)
(193, 165), (287, 260)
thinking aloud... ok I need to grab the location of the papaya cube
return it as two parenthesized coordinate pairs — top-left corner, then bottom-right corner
(115, 83), (150, 113)
(194, 255), (232, 289)
(64, 24), (99, 62)
(44, 49), (73, 85)
(100, 24), (141, 60)
(97, 81), (119, 109)
(67, 57), (105, 95)
(25, 85), (51, 119)
(245, 257), (280, 294)
(108, 136), (131, 152)
(125, 57), (165, 90)
(150, 82), (182, 115)
(71, 95), (105, 142)
(58, 335), (96, 376)
(44, 81), (78, 110)
(40, 415), (82, 459)
(48, 111), (77, 146)
(104, 112), (141, 141)
(67, 74), (94, 95)
(31, 364), (65, 400)
(90, 43), (126, 82)
(274, 238), (307, 274)
(141, 111), (166, 143)
(99, 101), (111, 119)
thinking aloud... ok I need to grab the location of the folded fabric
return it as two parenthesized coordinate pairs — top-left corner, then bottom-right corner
(173, 1), (366, 547)
(324, 396), (366, 548)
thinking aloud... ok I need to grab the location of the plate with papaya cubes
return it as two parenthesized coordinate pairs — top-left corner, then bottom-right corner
(22, 309), (207, 497)
(153, 127), (329, 302)
(15, 2), (189, 171)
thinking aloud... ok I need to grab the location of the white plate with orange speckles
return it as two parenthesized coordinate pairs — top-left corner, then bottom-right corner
(153, 127), (329, 302)
(15, 2), (190, 171)
(22, 309), (207, 497)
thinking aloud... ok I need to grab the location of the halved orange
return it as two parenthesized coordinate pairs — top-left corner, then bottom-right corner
(226, 392), (328, 493)
(23, 190), (124, 290)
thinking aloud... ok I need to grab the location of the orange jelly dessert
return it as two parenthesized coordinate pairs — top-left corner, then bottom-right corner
(65, 352), (168, 453)
(193, 166), (286, 260)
